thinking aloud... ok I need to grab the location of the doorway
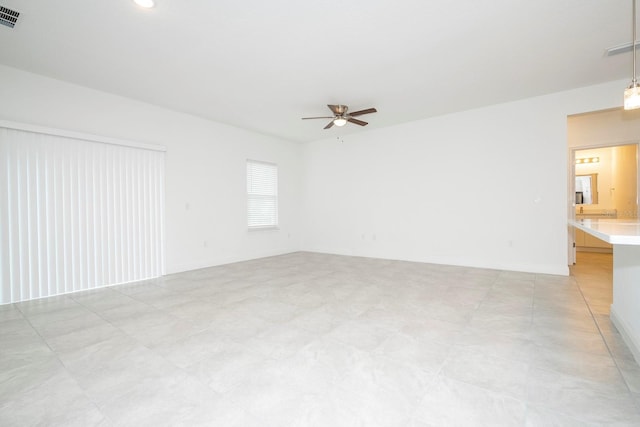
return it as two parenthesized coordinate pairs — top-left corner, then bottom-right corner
(567, 108), (640, 266)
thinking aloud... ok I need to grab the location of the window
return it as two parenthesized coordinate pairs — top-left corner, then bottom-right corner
(247, 160), (278, 229)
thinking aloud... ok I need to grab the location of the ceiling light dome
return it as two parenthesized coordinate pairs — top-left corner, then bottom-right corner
(334, 117), (347, 127)
(134, 0), (155, 8)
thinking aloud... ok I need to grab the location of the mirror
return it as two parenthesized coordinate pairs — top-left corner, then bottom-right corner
(576, 173), (598, 205)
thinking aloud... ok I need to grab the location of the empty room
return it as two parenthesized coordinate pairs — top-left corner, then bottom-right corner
(3, 0), (640, 425)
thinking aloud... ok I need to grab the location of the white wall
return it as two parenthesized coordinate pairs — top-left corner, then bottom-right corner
(568, 108), (640, 149)
(0, 65), (302, 274)
(301, 81), (628, 275)
(0, 63), (630, 277)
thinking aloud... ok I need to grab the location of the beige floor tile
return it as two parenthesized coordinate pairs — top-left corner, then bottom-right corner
(0, 251), (638, 426)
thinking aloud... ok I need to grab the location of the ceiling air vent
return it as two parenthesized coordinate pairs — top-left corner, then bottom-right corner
(0, 6), (19, 28)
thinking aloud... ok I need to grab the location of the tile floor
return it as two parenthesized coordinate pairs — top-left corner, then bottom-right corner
(1, 251), (640, 426)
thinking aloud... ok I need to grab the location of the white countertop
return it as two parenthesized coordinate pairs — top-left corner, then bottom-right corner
(570, 218), (640, 245)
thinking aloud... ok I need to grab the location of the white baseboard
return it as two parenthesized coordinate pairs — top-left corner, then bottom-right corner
(166, 250), (299, 275)
(610, 305), (640, 365)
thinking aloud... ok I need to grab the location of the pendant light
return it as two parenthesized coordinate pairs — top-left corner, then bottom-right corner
(624, 0), (640, 110)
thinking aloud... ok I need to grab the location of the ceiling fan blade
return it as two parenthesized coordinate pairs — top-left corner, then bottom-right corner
(328, 104), (347, 115)
(348, 117), (368, 126)
(349, 108), (377, 117)
(302, 116), (334, 120)
(324, 121), (335, 129)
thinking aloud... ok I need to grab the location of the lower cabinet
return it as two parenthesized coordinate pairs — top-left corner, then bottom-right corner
(575, 228), (613, 252)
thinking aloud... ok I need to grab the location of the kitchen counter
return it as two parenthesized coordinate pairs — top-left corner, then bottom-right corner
(569, 217), (640, 364)
(569, 218), (640, 245)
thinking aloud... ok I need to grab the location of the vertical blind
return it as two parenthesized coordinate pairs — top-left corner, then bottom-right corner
(0, 126), (165, 304)
(247, 159), (278, 228)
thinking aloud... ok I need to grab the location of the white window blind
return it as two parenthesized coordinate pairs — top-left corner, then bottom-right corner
(247, 160), (278, 229)
(0, 125), (165, 304)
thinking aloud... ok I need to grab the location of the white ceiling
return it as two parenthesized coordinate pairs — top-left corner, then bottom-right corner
(0, 0), (633, 142)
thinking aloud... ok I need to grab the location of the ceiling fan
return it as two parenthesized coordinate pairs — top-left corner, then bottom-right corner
(302, 104), (377, 129)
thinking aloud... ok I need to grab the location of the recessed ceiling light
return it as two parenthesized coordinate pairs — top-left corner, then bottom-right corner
(133, 0), (155, 8)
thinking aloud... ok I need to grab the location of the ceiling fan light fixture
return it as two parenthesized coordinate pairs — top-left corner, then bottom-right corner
(333, 117), (347, 127)
(625, 0), (640, 110)
(301, 105), (376, 129)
